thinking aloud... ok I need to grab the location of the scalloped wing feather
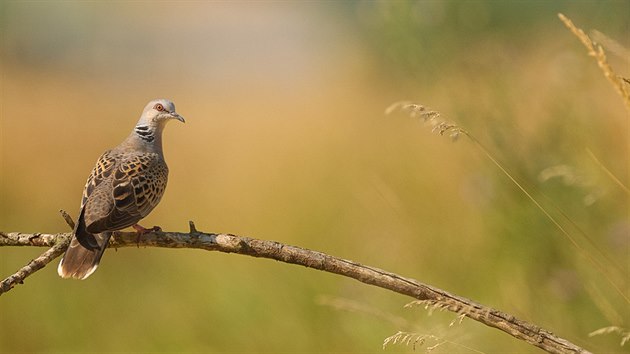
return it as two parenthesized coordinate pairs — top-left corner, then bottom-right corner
(83, 152), (168, 233)
(81, 150), (116, 209)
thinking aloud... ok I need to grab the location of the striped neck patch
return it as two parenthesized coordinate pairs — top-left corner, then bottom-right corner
(134, 125), (155, 143)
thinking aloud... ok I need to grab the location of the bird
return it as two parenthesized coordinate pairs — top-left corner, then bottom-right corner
(58, 98), (185, 280)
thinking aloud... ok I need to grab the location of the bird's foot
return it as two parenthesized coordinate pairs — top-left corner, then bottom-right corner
(132, 224), (162, 234)
(132, 224), (162, 247)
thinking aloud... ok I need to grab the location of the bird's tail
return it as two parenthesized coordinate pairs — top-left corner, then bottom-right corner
(58, 219), (112, 280)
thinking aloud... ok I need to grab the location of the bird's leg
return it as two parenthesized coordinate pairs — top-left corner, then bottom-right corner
(132, 224), (162, 246)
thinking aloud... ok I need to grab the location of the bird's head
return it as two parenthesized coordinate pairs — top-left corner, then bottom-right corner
(140, 99), (185, 126)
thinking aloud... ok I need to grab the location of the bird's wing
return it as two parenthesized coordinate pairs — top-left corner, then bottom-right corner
(84, 152), (168, 233)
(81, 150), (117, 209)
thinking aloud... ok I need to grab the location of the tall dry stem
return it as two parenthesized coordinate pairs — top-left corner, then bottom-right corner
(558, 13), (630, 112)
(387, 102), (629, 304)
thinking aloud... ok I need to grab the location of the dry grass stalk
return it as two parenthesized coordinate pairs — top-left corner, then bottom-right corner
(584, 284), (624, 327)
(588, 326), (630, 346)
(538, 164), (605, 206)
(590, 30), (630, 61)
(406, 299), (472, 327)
(383, 331), (442, 351)
(383, 330), (485, 353)
(386, 101), (465, 141)
(319, 296), (480, 351)
(586, 148), (630, 195)
(316, 295), (408, 327)
(388, 102), (629, 304)
(558, 13), (630, 112)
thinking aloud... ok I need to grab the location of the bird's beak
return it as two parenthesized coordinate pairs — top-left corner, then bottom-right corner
(169, 112), (185, 123)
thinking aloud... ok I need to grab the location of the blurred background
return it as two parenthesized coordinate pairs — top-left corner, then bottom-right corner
(1, 1), (628, 352)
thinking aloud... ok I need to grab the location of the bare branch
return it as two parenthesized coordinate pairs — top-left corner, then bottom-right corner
(0, 226), (590, 354)
(0, 234), (70, 294)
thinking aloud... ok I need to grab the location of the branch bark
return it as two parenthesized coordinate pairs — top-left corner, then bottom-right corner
(0, 223), (590, 354)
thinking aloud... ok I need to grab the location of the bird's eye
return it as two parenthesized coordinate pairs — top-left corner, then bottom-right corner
(154, 103), (164, 112)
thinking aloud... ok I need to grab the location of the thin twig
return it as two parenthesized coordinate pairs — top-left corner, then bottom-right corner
(0, 211), (75, 293)
(0, 236), (70, 294)
(59, 209), (76, 229)
(0, 210), (78, 293)
(0, 225), (590, 354)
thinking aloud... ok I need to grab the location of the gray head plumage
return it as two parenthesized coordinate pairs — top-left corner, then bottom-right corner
(126, 98), (185, 150)
(137, 98), (185, 127)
